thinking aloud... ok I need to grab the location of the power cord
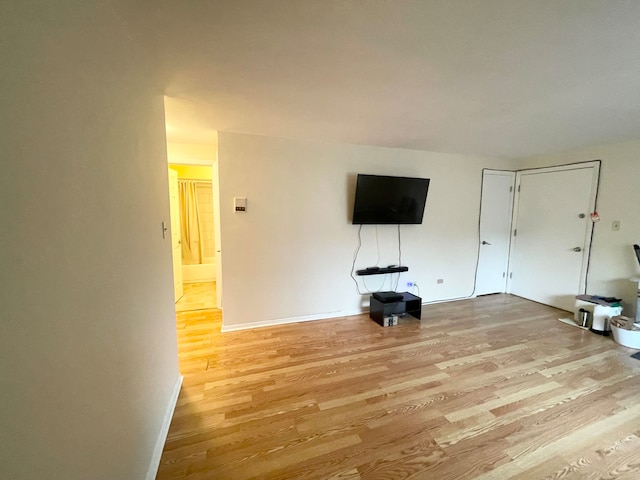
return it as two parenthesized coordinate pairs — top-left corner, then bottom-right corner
(350, 225), (365, 295)
(397, 224), (402, 267)
(363, 274), (386, 293)
(351, 224), (398, 296)
(375, 225), (380, 267)
(421, 168), (487, 305)
(583, 160), (602, 294)
(393, 224), (402, 291)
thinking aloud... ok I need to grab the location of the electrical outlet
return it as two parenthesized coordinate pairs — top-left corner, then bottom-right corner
(437, 278), (444, 284)
(612, 220), (621, 231)
(406, 281), (414, 287)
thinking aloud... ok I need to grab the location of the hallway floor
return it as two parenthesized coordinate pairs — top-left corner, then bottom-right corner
(176, 282), (216, 312)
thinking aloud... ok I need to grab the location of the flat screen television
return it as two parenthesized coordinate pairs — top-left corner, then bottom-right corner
(352, 174), (430, 224)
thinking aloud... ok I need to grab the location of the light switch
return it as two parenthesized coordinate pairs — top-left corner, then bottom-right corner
(234, 197), (247, 212)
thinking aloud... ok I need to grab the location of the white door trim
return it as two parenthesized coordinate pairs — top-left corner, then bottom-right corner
(475, 169), (516, 295)
(506, 160), (601, 296)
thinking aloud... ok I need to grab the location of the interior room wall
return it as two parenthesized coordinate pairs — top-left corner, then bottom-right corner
(167, 142), (217, 163)
(1, 2), (180, 479)
(217, 132), (514, 329)
(517, 140), (640, 316)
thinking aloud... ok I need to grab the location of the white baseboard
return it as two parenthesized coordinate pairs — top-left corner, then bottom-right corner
(221, 308), (366, 332)
(220, 295), (475, 333)
(146, 374), (183, 480)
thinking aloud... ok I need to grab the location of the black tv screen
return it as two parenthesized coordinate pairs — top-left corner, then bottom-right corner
(352, 174), (430, 224)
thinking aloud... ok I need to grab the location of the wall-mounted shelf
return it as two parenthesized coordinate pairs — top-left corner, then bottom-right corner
(356, 266), (408, 276)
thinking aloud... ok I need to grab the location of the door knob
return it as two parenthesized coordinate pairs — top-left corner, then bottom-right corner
(482, 241), (492, 245)
(573, 246), (582, 252)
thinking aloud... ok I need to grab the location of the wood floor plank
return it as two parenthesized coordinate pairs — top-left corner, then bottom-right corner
(156, 294), (640, 479)
(476, 402), (640, 479)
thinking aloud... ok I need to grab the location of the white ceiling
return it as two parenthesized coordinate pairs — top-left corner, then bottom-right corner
(156, 0), (640, 158)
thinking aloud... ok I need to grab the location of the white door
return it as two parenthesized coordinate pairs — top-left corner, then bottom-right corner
(168, 169), (184, 303)
(212, 159), (223, 308)
(508, 164), (599, 312)
(475, 170), (515, 296)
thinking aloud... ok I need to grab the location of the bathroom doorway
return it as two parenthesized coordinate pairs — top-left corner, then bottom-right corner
(167, 151), (221, 311)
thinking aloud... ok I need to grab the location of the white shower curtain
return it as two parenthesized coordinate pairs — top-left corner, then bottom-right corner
(178, 180), (205, 265)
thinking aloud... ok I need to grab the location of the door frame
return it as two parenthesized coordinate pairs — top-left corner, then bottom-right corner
(475, 169), (516, 295)
(506, 160), (601, 296)
(167, 155), (223, 309)
(168, 168), (184, 303)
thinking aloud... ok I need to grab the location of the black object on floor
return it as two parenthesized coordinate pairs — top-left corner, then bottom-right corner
(631, 351), (640, 360)
(373, 291), (404, 303)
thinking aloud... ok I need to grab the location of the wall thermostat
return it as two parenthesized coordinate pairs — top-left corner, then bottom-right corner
(234, 197), (247, 212)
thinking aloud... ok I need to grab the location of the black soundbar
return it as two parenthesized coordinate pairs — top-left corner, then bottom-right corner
(356, 266), (408, 276)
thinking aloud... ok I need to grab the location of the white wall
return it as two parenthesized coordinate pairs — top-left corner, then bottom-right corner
(217, 133), (513, 329)
(517, 140), (640, 316)
(0, 2), (180, 479)
(166, 142), (218, 163)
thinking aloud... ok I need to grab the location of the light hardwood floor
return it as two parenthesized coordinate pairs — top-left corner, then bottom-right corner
(157, 294), (640, 479)
(175, 282), (217, 312)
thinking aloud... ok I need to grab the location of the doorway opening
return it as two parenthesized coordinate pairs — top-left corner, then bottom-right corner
(169, 163), (218, 311)
(163, 95), (223, 314)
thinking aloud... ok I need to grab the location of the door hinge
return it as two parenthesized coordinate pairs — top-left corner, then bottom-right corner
(518, 185), (521, 192)
(513, 229), (517, 236)
(510, 272), (513, 279)
(502, 272), (506, 278)
(509, 186), (513, 192)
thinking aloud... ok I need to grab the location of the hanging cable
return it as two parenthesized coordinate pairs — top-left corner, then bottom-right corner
(397, 224), (402, 266)
(394, 224), (402, 291)
(350, 225), (384, 295)
(393, 271), (401, 292)
(350, 225), (365, 295)
(375, 225), (380, 267)
(363, 274), (386, 293)
(421, 168), (492, 304)
(584, 160), (602, 294)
